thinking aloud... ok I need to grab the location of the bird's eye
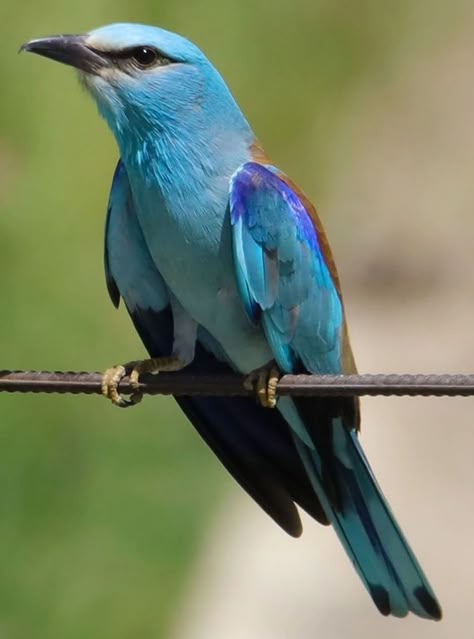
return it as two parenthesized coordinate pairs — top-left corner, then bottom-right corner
(131, 47), (159, 67)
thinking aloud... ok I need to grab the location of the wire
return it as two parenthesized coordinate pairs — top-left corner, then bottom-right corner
(0, 370), (473, 397)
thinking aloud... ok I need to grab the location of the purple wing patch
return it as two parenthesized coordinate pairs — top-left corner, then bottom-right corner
(229, 162), (343, 374)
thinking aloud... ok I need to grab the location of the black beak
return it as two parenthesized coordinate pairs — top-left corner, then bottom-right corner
(20, 34), (106, 75)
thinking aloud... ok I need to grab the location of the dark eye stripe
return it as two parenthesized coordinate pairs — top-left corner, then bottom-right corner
(88, 45), (177, 66)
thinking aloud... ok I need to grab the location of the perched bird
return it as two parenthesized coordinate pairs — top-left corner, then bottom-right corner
(21, 24), (441, 619)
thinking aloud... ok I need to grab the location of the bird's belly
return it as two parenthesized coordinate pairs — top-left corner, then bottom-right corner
(136, 198), (273, 373)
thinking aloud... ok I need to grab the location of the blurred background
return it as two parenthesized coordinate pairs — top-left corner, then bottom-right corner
(1, 1), (474, 637)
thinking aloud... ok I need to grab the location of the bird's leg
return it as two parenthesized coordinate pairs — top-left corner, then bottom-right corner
(101, 356), (187, 408)
(244, 361), (281, 408)
(102, 295), (198, 408)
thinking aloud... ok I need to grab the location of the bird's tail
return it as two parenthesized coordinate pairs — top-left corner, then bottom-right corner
(279, 397), (442, 620)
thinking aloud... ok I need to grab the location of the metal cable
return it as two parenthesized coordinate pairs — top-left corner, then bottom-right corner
(0, 370), (473, 397)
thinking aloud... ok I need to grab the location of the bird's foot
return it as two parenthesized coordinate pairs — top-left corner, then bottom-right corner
(101, 355), (185, 408)
(244, 362), (281, 408)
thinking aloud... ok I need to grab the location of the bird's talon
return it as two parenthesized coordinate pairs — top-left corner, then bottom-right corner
(245, 363), (280, 408)
(129, 367), (140, 390)
(101, 362), (142, 408)
(102, 355), (185, 408)
(266, 368), (279, 408)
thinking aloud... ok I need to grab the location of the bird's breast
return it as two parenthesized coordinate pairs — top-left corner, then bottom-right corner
(128, 174), (273, 372)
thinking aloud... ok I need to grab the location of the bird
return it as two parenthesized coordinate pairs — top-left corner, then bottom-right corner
(21, 23), (441, 620)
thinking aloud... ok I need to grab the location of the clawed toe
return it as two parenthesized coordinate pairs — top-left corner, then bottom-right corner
(245, 363), (280, 408)
(101, 355), (186, 408)
(101, 362), (143, 408)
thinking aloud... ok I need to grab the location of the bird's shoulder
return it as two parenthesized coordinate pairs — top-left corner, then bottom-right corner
(246, 140), (343, 299)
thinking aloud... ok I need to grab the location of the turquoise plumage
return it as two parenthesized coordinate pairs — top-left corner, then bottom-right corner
(22, 24), (441, 619)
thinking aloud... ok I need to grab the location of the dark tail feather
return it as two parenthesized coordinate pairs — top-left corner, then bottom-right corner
(290, 407), (441, 619)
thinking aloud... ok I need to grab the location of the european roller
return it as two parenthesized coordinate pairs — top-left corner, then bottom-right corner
(22, 23), (441, 619)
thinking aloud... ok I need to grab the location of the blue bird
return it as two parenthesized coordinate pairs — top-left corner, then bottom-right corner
(22, 24), (441, 619)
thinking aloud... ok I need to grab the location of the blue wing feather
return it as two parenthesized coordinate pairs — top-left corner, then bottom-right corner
(230, 161), (343, 374)
(230, 161), (441, 620)
(105, 160), (169, 315)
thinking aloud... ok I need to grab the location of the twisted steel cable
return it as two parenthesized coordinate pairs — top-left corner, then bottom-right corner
(0, 370), (473, 397)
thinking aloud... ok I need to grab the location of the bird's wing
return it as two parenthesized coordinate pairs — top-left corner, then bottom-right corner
(230, 161), (349, 375)
(105, 160), (172, 348)
(105, 159), (326, 537)
(229, 161), (441, 619)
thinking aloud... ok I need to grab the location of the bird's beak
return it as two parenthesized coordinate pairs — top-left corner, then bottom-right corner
(20, 34), (106, 75)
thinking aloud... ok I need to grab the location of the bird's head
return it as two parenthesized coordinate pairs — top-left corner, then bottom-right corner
(21, 23), (246, 155)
